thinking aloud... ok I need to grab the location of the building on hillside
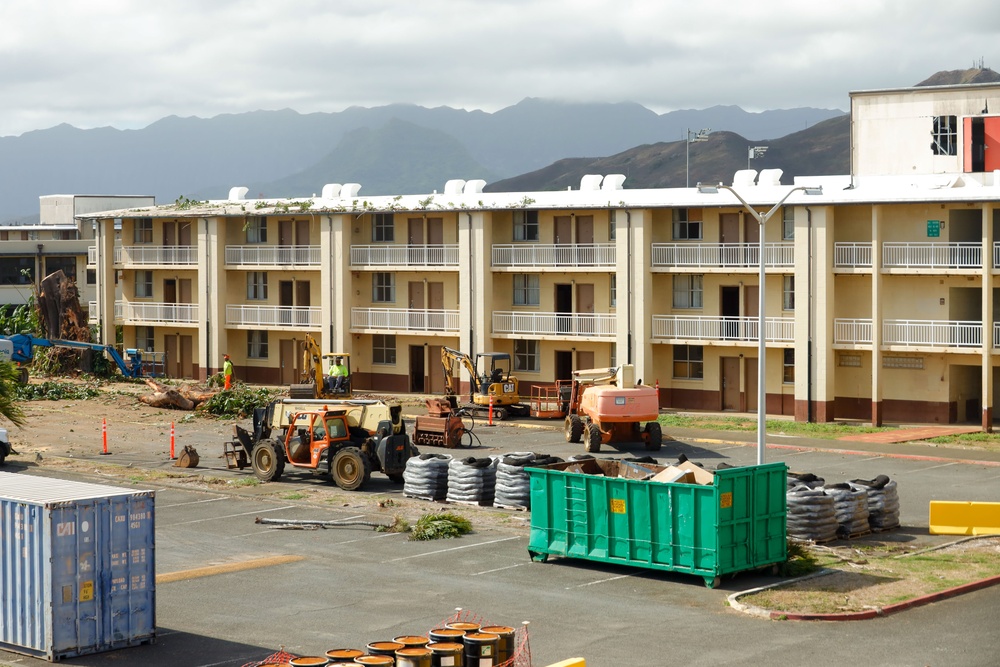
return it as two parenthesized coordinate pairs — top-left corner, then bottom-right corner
(77, 81), (1000, 428)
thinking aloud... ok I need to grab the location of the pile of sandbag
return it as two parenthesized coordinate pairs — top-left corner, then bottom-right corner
(446, 456), (498, 505)
(824, 483), (871, 537)
(786, 485), (839, 542)
(849, 475), (901, 531)
(402, 453), (452, 500)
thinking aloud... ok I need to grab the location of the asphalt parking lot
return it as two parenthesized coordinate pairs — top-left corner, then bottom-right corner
(2, 419), (1000, 666)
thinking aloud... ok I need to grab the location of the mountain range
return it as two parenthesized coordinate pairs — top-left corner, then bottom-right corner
(3, 68), (996, 224)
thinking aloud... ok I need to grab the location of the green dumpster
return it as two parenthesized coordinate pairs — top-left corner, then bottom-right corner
(526, 459), (787, 587)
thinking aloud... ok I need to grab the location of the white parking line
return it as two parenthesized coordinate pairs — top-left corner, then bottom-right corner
(384, 536), (522, 562)
(159, 505), (296, 527)
(472, 563), (527, 576)
(854, 456), (886, 463)
(158, 497), (226, 509)
(899, 462), (960, 473)
(567, 573), (633, 589)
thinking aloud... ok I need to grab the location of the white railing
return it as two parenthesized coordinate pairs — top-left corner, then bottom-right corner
(350, 307), (459, 332)
(226, 305), (322, 327)
(834, 318), (873, 344)
(651, 315), (794, 343)
(492, 311), (616, 338)
(834, 242), (873, 268)
(115, 300), (198, 324)
(992, 242), (1000, 269)
(351, 245), (459, 267)
(650, 243), (793, 268)
(491, 244), (616, 267)
(995, 322), (1000, 348)
(88, 300), (97, 324)
(116, 245), (198, 266)
(882, 242), (981, 269)
(883, 319), (982, 347)
(226, 245), (321, 266)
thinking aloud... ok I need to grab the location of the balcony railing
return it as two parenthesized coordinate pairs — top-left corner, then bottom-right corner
(651, 315), (794, 343)
(116, 245), (198, 266)
(88, 300), (97, 324)
(834, 318), (873, 345)
(226, 305), (322, 328)
(87, 246), (98, 266)
(834, 242), (873, 268)
(351, 244), (459, 267)
(882, 242), (981, 269)
(883, 319), (982, 347)
(115, 301), (198, 324)
(651, 243), (793, 269)
(491, 244), (616, 268)
(492, 311), (616, 338)
(226, 245), (321, 266)
(351, 307), (459, 332)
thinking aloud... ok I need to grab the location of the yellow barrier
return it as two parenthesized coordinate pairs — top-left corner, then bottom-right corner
(543, 659), (587, 667)
(929, 501), (1000, 535)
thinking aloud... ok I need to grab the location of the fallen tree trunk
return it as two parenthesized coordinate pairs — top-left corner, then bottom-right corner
(140, 378), (218, 410)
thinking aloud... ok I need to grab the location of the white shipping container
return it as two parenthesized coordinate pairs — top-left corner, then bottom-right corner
(0, 471), (155, 660)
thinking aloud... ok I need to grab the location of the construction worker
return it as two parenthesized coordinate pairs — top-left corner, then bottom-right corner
(223, 354), (234, 390)
(328, 356), (348, 393)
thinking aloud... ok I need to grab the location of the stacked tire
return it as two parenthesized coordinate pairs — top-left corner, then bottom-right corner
(446, 456), (498, 505)
(786, 485), (839, 543)
(850, 476), (900, 531)
(402, 453), (452, 500)
(824, 483), (871, 538)
(494, 452), (564, 509)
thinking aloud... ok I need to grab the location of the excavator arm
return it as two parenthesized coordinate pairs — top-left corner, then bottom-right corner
(441, 346), (480, 396)
(300, 333), (324, 386)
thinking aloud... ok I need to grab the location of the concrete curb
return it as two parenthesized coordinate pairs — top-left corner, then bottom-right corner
(728, 569), (1000, 621)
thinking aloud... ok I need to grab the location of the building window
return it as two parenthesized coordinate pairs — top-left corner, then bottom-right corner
(45, 256), (76, 280)
(932, 115), (957, 156)
(248, 330), (269, 359)
(514, 339), (540, 372)
(135, 326), (154, 352)
(609, 210), (617, 241)
(672, 208), (702, 240)
(782, 206), (794, 240)
(513, 274), (540, 306)
(86, 268), (96, 285)
(373, 334), (396, 365)
(246, 216), (267, 243)
(373, 213), (394, 242)
(373, 272), (395, 303)
(783, 349), (795, 383)
(672, 275), (703, 309)
(0, 258), (33, 285)
(673, 345), (704, 379)
(247, 272), (268, 300)
(513, 210), (539, 242)
(782, 276), (794, 310)
(134, 270), (153, 298)
(610, 274), (617, 308)
(134, 218), (152, 244)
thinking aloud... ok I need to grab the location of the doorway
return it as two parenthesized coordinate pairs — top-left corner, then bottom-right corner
(721, 285), (740, 339)
(555, 284), (573, 333)
(429, 345), (445, 393)
(721, 356), (740, 411)
(745, 357), (757, 412)
(554, 215), (572, 265)
(409, 345), (426, 392)
(576, 283), (594, 334)
(555, 351), (573, 381)
(280, 338), (299, 385)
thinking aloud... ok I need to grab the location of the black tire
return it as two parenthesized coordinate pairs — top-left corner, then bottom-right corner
(584, 422), (602, 453)
(17, 368), (28, 385)
(0, 442), (7, 466)
(388, 473), (404, 484)
(251, 440), (285, 482)
(644, 422), (663, 451)
(564, 415), (584, 443)
(331, 447), (372, 491)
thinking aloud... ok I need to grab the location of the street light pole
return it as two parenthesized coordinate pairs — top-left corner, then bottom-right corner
(697, 182), (822, 464)
(685, 128), (711, 188)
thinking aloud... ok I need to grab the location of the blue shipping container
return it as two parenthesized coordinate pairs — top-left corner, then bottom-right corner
(0, 471), (155, 661)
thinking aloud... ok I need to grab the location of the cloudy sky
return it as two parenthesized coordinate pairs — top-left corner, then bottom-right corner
(1, 0), (996, 138)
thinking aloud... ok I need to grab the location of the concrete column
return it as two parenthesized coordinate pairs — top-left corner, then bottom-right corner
(871, 206), (883, 426)
(982, 204), (994, 431)
(327, 214), (350, 354)
(95, 217), (117, 348)
(201, 216), (226, 378)
(796, 205), (835, 421)
(458, 210), (491, 359)
(623, 209), (653, 380)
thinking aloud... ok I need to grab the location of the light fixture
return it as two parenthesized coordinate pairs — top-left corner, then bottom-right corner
(685, 128), (711, 188)
(748, 146), (768, 169)
(698, 181), (823, 464)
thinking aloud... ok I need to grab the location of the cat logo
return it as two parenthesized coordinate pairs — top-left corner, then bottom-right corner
(56, 522), (76, 537)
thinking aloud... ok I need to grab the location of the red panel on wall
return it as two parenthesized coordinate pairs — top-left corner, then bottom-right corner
(985, 117), (1000, 172)
(964, 117), (974, 172)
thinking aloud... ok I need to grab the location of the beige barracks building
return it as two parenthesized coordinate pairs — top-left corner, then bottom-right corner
(80, 81), (1000, 429)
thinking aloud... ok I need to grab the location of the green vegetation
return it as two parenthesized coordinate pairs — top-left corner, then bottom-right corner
(173, 196), (206, 209)
(15, 380), (101, 402)
(199, 384), (281, 419)
(658, 413), (885, 439)
(409, 512), (473, 541)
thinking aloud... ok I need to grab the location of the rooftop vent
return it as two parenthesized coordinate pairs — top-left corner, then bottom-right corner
(321, 183), (342, 199)
(580, 175), (604, 191)
(341, 183), (362, 198)
(757, 169), (784, 186)
(228, 187), (249, 201)
(444, 179), (466, 195)
(602, 174), (626, 191)
(732, 170), (757, 188)
(464, 179), (486, 194)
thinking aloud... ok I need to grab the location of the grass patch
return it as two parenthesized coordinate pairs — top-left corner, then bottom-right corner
(658, 414), (886, 440)
(742, 538), (1000, 614)
(281, 492), (307, 500)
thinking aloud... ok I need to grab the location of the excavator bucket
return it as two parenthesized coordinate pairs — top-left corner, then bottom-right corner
(174, 445), (200, 468)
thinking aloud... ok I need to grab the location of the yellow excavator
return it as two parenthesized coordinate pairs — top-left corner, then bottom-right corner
(289, 334), (352, 400)
(440, 346), (528, 420)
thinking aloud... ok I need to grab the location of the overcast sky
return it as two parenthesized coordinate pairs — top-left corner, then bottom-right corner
(1, 0), (996, 138)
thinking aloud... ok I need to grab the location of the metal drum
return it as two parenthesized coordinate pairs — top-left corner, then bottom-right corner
(355, 656), (395, 666)
(367, 641), (405, 661)
(395, 647), (432, 667)
(445, 622), (481, 634)
(427, 641), (464, 667)
(479, 626), (515, 665)
(429, 628), (467, 644)
(289, 657), (330, 666)
(394, 635), (430, 649)
(462, 632), (499, 667)
(326, 649), (364, 662)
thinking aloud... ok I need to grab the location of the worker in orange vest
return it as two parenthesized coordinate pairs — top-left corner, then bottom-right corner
(223, 354), (234, 390)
